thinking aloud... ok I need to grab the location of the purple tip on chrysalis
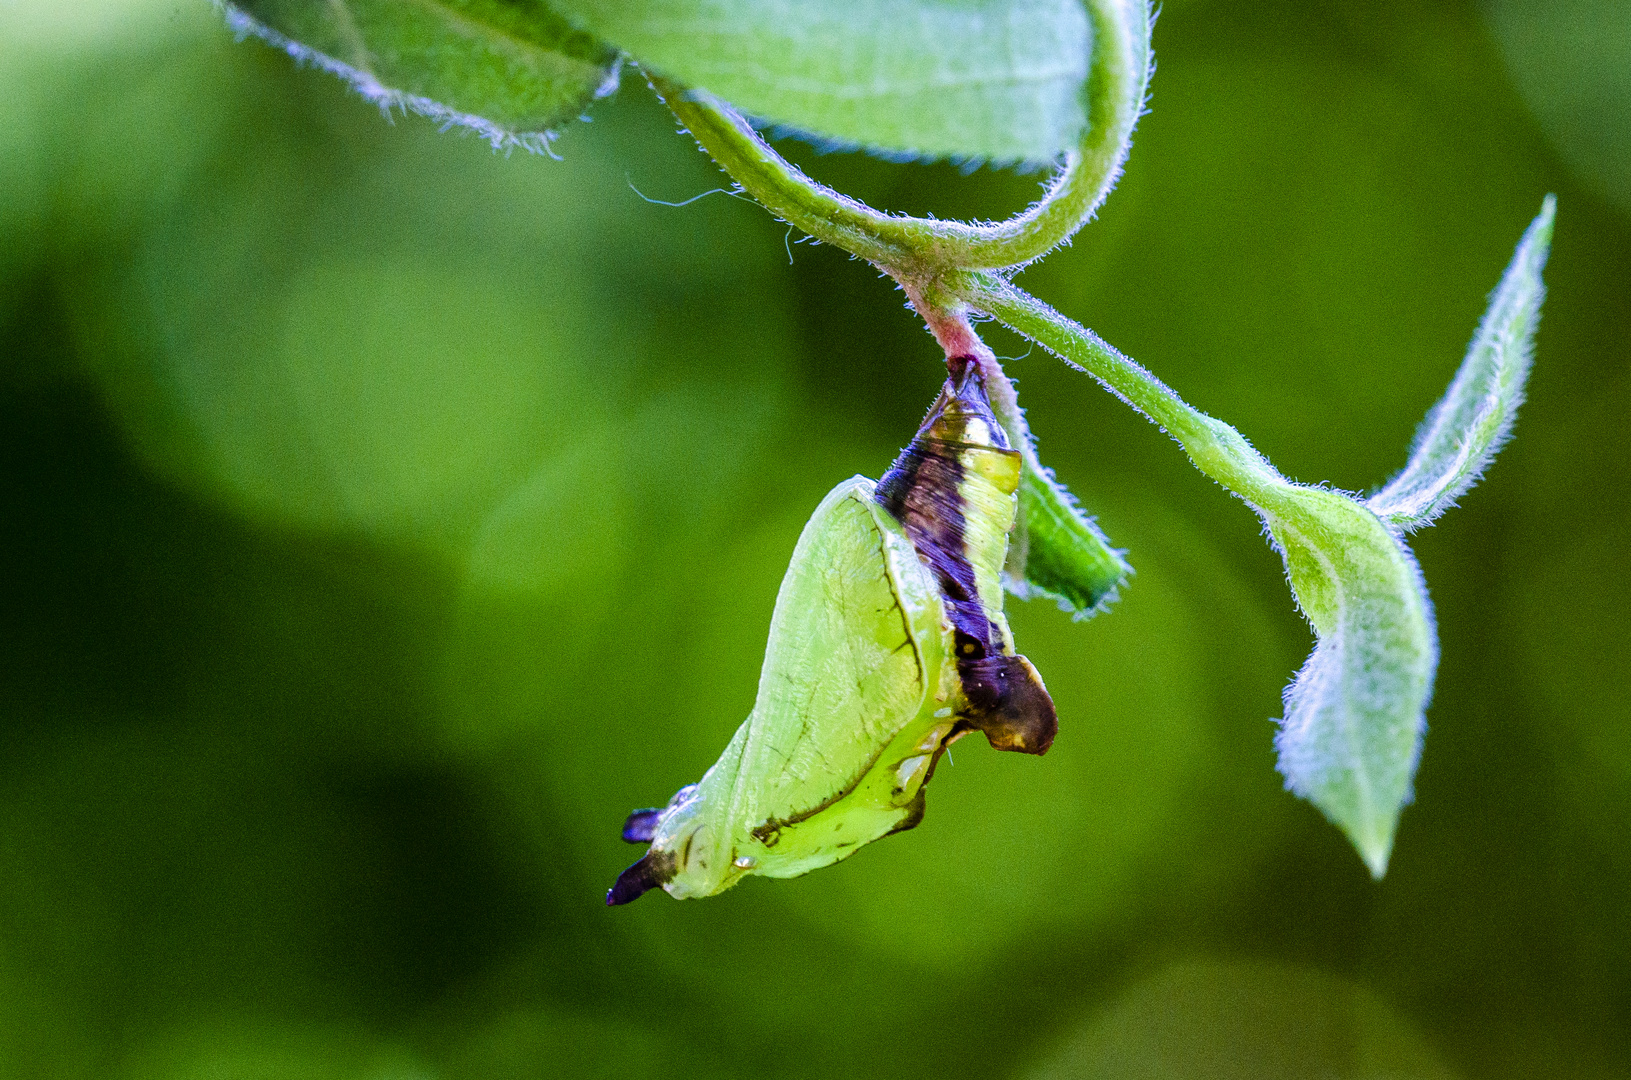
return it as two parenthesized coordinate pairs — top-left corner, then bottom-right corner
(607, 852), (671, 906)
(621, 807), (662, 844)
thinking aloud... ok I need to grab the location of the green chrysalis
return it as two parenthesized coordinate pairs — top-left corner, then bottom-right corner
(608, 358), (1056, 904)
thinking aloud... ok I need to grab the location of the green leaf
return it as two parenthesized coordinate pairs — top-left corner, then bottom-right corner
(1369, 197), (1555, 530)
(984, 362), (1130, 619)
(220, 0), (620, 152)
(549, 0), (1095, 162)
(967, 279), (1448, 877)
(1006, 461), (1131, 619)
(1263, 488), (1436, 878)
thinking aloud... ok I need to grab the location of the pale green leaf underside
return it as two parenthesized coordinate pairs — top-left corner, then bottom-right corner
(222, 0), (619, 152)
(549, 0), (1093, 161)
(1369, 196), (1555, 530)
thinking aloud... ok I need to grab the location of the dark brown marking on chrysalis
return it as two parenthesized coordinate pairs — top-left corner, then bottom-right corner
(875, 355), (1057, 757)
(606, 849), (677, 906)
(621, 807), (662, 844)
(962, 654), (1056, 754)
(886, 787), (929, 836)
(749, 750), (878, 847)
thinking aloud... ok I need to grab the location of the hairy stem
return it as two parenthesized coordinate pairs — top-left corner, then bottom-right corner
(899, 285), (1027, 447)
(950, 272), (1303, 515)
(650, 0), (1146, 278)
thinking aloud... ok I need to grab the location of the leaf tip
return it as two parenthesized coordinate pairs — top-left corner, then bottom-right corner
(1536, 192), (1557, 235)
(1352, 822), (1396, 880)
(1365, 194), (1556, 529)
(1513, 195), (1556, 279)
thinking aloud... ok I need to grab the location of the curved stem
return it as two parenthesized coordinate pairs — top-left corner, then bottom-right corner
(651, 0), (1146, 277)
(948, 272), (1302, 513)
(654, 77), (924, 270)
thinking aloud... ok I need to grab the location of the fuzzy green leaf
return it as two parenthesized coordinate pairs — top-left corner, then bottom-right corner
(1262, 487), (1436, 878)
(550, 0), (1096, 162)
(968, 280), (1449, 877)
(1369, 197), (1555, 530)
(1006, 463), (1131, 619)
(221, 0), (620, 152)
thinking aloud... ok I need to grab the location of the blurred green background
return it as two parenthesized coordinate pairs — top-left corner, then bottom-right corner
(2, 0), (1629, 1077)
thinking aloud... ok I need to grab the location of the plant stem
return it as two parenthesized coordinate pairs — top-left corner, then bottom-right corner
(901, 286), (1025, 437)
(650, 0), (1146, 278)
(950, 272), (1303, 515)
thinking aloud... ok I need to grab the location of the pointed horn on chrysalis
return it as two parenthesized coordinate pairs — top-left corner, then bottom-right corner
(620, 808), (662, 844)
(606, 850), (675, 906)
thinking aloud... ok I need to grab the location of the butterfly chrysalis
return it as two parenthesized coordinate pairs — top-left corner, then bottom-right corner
(609, 357), (1055, 904)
